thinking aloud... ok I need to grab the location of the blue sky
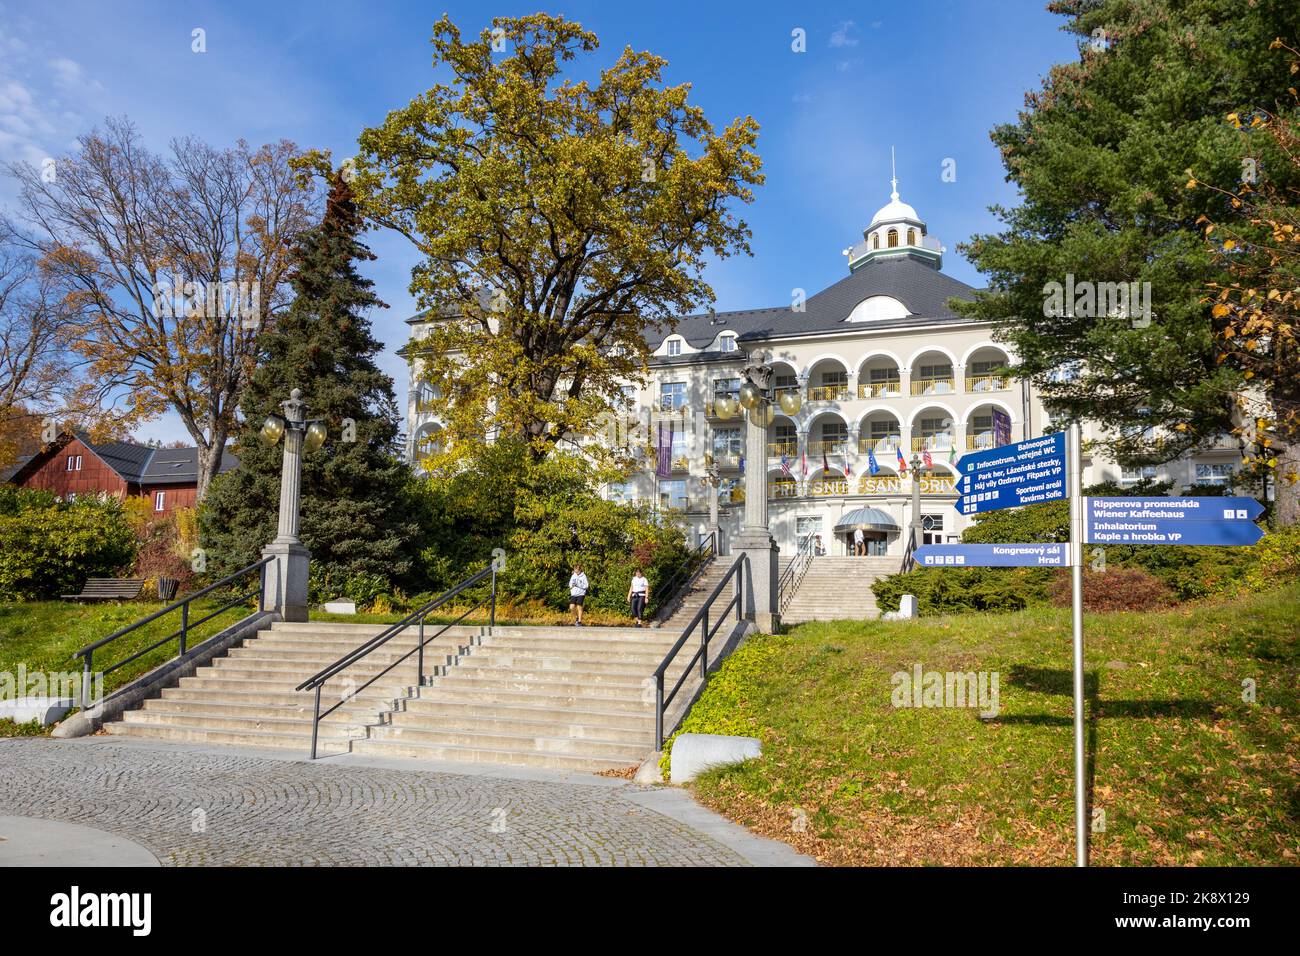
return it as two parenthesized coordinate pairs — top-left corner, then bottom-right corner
(0, 0), (1081, 443)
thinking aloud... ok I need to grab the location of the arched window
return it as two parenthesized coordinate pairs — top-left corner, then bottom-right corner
(907, 228), (917, 246)
(887, 229), (898, 248)
(871, 233), (879, 249)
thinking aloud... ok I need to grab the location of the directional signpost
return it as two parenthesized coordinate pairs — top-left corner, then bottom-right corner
(903, 422), (1267, 867)
(1085, 496), (1265, 546)
(914, 543), (1068, 567)
(956, 431), (1066, 515)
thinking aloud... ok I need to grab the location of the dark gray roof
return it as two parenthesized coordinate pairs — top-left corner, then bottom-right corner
(71, 432), (238, 485)
(651, 256), (980, 349)
(405, 255), (982, 353)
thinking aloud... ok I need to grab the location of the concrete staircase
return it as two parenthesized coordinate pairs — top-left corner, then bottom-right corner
(105, 621), (477, 754)
(353, 625), (691, 772)
(106, 620), (712, 773)
(659, 556), (738, 630)
(780, 556), (900, 624)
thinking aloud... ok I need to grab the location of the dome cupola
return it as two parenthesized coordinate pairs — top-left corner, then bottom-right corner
(844, 148), (944, 272)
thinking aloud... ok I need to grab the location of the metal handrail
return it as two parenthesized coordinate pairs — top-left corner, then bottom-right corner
(295, 563), (498, 759)
(651, 555), (745, 749)
(777, 532), (816, 614)
(70, 555), (272, 710)
(653, 530), (716, 621)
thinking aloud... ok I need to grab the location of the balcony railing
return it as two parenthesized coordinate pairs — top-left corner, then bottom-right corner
(911, 377), (955, 396)
(858, 381), (902, 399)
(768, 440), (798, 457)
(808, 439), (851, 456)
(711, 452), (742, 469)
(966, 374), (1009, 392)
(967, 432), (997, 450)
(859, 435), (900, 453)
(671, 456), (690, 471)
(912, 435), (954, 452)
(807, 384), (851, 402)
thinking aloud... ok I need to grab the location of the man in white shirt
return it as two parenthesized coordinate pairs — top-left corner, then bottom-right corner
(853, 527), (865, 556)
(568, 564), (589, 626)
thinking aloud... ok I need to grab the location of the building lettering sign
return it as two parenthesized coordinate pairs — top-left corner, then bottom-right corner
(807, 475), (958, 497)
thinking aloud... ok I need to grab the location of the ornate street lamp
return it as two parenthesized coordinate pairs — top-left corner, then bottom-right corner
(733, 360), (782, 630)
(257, 388), (327, 622)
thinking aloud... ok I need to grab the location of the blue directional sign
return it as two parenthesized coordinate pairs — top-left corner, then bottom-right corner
(956, 431), (1067, 515)
(914, 543), (1069, 567)
(1085, 497), (1265, 546)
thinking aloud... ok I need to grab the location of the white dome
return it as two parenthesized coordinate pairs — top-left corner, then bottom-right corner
(869, 191), (919, 226)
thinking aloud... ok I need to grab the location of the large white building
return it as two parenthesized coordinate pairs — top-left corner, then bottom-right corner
(404, 178), (1241, 558)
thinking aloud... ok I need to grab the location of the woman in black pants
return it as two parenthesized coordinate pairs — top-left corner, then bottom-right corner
(627, 567), (650, 627)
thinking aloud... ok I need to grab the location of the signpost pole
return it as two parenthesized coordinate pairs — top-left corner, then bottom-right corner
(1067, 421), (1087, 867)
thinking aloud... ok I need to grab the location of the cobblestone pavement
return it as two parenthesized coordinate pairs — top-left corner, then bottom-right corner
(0, 738), (790, 866)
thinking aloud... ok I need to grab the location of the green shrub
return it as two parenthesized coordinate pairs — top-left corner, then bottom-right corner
(0, 491), (136, 600)
(871, 566), (1053, 615)
(1241, 523), (1300, 593)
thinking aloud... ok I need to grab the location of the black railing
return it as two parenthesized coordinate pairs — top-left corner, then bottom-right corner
(295, 563), (498, 759)
(651, 555), (745, 749)
(71, 556), (272, 710)
(652, 530), (716, 621)
(776, 532), (815, 615)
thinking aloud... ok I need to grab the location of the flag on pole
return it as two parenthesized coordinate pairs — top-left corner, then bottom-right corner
(822, 450), (830, 475)
(843, 454), (853, 478)
(801, 452), (809, 477)
(923, 449), (933, 470)
(655, 422), (672, 478)
(868, 447), (880, 475)
(949, 444), (958, 465)
(896, 447), (907, 473)
(780, 454), (792, 477)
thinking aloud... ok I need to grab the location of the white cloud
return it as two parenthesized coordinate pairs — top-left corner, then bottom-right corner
(829, 21), (859, 48)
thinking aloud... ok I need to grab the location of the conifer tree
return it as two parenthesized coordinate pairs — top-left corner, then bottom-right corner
(200, 172), (417, 591)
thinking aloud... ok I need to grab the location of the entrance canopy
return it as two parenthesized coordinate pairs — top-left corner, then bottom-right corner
(833, 507), (900, 534)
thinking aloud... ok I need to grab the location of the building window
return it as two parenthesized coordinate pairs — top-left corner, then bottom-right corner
(1120, 465), (1159, 487)
(617, 385), (637, 409)
(921, 513), (944, 545)
(871, 234), (879, 249)
(154, 491), (166, 512)
(796, 516), (823, 539)
(713, 377), (741, 399)
(666, 338), (682, 357)
(907, 228), (917, 245)
(1193, 463), (1234, 486)
(658, 479), (687, 510)
(659, 382), (687, 411)
(718, 333), (737, 352)
(713, 427), (743, 458)
(66, 455), (82, 471)
(887, 229), (899, 248)
(607, 482), (629, 504)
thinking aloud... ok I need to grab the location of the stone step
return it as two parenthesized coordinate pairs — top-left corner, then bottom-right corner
(105, 722), (350, 754)
(177, 674), (418, 697)
(350, 737), (639, 772)
(161, 685), (405, 709)
(210, 656), (440, 679)
(458, 653), (685, 678)
(140, 697), (383, 723)
(366, 724), (644, 760)
(401, 698), (655, 731)
(120, 710), (378, 736)
(436, 673), (647, 699)
(411, 684), (657, 713)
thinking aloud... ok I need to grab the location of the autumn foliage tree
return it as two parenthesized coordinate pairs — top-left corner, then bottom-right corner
(1195, 40), (1300, 525)
(6, 117), (319, 500)
(345, 14), (763, 462)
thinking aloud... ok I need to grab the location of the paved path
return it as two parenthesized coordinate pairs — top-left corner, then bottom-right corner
(0, 738), (811, 867)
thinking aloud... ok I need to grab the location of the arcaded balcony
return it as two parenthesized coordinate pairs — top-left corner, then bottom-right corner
(857, 357), (902, 399)
(966, 347), (1012, 393)
(910, 352), (955, 395)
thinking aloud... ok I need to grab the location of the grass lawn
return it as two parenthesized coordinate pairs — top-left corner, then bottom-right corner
(668, 583), (1299, 866)
(0, 598), (248, 735)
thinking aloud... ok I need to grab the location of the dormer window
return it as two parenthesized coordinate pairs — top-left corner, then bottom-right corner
(667, 338), (682, 357)
(718, 333), (736, 352)
(871, 233), (879, 249)
(907, 228), (917, 245)
(887, 229), (899, 248)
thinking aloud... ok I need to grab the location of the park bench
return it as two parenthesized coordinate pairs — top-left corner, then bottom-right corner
(60, 578), (145, 602)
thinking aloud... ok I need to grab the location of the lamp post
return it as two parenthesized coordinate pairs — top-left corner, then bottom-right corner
(258, 388), (326, 622)
(732, 361), (799, 631)
(909, 451), (925, 556)
(704, 457), (722, 552)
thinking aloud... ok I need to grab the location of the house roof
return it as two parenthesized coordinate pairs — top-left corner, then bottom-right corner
(404, 254), (983, 360)
(4, 432), (238, 487)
